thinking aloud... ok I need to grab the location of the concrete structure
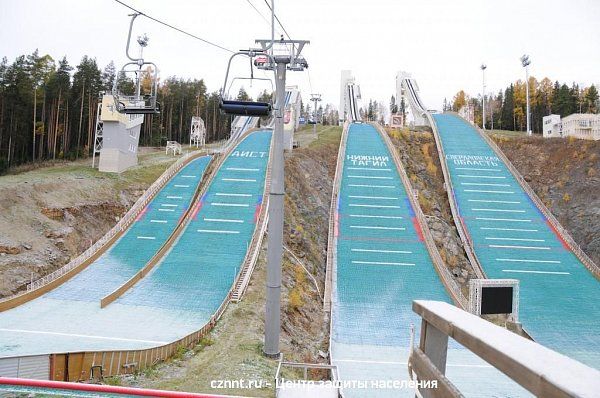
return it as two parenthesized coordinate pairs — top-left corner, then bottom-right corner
(562, 113), (600, 140)
(284, 86), (302, 150)
(97, 95), (144, 173)
(542, 114), (562, 138)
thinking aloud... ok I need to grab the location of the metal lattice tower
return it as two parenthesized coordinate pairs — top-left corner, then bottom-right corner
(310, 93), (321, 134)
(92, 100), (103, 168)
(190, 116), (206, 148)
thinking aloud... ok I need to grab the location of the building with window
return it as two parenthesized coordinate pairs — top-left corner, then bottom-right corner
(541, 113), (600, 141)
(542, 114), (562, 138)
(561, 114), (600, 140)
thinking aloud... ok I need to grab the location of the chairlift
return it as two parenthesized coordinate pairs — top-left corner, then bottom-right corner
(219, 51), (275, 117)
(112, 13), (160, 115)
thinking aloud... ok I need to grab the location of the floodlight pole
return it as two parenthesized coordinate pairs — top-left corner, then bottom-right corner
(310, 93), (322, 135)
(256, 38), (309, 358)
(521, 55), (532, 136)
(480, 64), (487, 130)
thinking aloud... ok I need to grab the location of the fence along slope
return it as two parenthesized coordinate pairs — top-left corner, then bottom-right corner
(0, 150), (209, 312)
(431, 112), (600, 369)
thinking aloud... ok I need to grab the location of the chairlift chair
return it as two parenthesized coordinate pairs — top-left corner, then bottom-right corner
(219, 51), (275, 117)
(112, 13), (160, 115)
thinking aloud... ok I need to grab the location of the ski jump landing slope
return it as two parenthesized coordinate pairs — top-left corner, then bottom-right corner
(432, 113), (600, 370)
(0, 130), (272, 359)
(329, 123), (530, 397)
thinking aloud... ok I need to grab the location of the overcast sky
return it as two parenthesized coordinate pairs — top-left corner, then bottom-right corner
(1, 0), (599, 111)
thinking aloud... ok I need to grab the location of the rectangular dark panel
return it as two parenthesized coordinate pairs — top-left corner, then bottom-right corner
(481, 286), (513, 314)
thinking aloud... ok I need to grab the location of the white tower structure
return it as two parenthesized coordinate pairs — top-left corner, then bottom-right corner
(339, 70), (361, 123)
(396, 71), (428, 126)
(190, 116), (206, 148)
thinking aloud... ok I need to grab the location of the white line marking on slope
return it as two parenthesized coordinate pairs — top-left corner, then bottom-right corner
(486, 237), (545, 242)
(349, 204), (400, 209)
(458, 175), (506, 179)
(226, 167), (259, 171)
(150, 220), (167, 223)
(197, 229), (240, 234)
(349, 214), (403, 219)
(476, 217), (531, 222)
(461, 182), (511, 187)
(469, 199), (520, 204)
(216, 193), (252, 197)
(502, 270), (570, 275)
(348, 175), (393, 180)
(211, 203), (249, 207)
(137, 236), (156, 240)
(489, 245), (550, 250)
(349, 195), (398, 200)
(350, 225), (405, 230)
(222, 178), (256, 182)
(204, 218), (244, 223)
(481, 227), (538, 232)
(464, 189), (514, 194)
(472, 208), (525, 213)
(348, 184), (395, 188)
(0, 328), (168, 344)
(352, 261), (415, 266)
(496, 258), (561, 264)
(352, 249), (411, 254)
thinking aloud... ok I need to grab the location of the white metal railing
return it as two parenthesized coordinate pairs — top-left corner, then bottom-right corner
(472, 119), (600, 278)
(409, 300), (600, 398)
(375, 123), (468, 309)
(21, 150), (204, 294)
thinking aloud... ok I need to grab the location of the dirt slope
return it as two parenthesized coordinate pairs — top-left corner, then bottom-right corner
(0, 149), (178, 298)
(492, 134), (600, 266)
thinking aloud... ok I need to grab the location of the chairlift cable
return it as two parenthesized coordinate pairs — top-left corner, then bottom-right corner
(244, 0), (283, 36)
(114, 0), (234, 54)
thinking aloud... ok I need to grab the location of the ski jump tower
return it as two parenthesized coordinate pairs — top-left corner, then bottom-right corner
(396, 71), (428, 126)
(339, 70), (362, 123)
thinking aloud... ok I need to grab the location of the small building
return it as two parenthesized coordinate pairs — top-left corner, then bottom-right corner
(542, 114), (562, 138)
(561, 114), (600, 141)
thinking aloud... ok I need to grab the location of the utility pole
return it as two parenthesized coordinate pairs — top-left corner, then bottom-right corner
(256, 37), (309, 358)
(480, 64), (487, 130)
(520, 55), (532, 135)
(310, 93), (321, 135)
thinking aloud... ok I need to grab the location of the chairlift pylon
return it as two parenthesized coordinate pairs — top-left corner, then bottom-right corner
(219, 50), (275, 117)
(112, 13), (160, 115)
